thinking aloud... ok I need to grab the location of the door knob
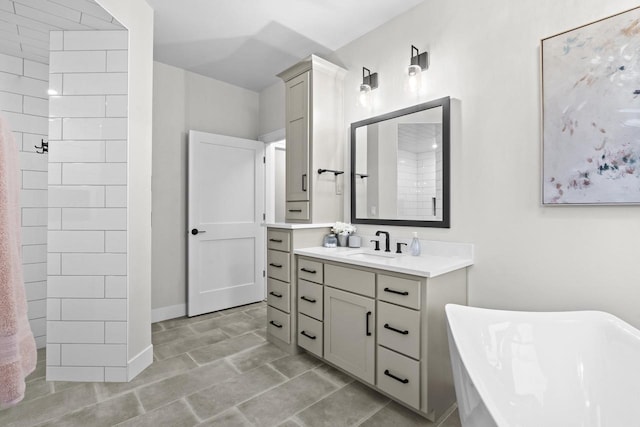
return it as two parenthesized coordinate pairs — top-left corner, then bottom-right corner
(191, 228), (206, 235)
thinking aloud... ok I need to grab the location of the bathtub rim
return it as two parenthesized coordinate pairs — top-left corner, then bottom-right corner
(444, 303), (640, 427)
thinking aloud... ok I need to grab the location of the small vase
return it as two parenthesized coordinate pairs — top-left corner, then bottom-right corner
(337, 234), (348, 247)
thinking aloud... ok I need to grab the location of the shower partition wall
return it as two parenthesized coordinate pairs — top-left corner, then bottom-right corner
(46, 29), (130, 382)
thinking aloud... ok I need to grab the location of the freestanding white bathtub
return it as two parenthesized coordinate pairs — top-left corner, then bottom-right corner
(445, 304), (640, 427)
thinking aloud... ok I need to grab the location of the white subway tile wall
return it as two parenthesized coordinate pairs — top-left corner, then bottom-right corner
(0, 52), (49, 348)
(47, 30), (129, 382)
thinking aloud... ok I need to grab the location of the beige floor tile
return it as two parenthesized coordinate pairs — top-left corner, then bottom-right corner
(312, 364), (354, 388)
(359, 401), (441, 427)
(154, 328), (229, 360)
(158, 311), (224, 331)
(188, 332), (265, 365)
(136, 359), (238, 411)
(296, 381), (389, 427)
(95, 353), (197, 399)
(0, 383), (97, 427)
(269, 352), (322, 378)
(37, 392), (142, 427)
(198, 407), (254, 426)
(237, 371), (337, 427)
(22, 377), (52, 403)
(152, 324), (197, 345)
(190, 312), (254, 334)
(227, 343), (287, 373)
(116, 399), (199, 427)
(187, 364), (287, 419)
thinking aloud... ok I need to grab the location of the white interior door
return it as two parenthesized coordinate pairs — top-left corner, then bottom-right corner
(188, 130), (265, 317)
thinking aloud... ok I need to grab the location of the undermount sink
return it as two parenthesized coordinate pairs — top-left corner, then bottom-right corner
(345, 250), (398, 259)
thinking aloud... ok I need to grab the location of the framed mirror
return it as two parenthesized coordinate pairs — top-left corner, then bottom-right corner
(350, 96), (450, 228)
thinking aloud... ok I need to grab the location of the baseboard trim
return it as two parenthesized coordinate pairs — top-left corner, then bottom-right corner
(151, 304), (186, 323)
(128, 344), (153, 381)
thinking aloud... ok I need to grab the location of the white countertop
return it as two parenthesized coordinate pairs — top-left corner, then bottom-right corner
(294, 245), (473, 278)
(265, 223), (334, 230)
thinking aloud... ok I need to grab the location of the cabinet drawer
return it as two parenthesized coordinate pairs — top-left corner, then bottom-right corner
(267, 306), (290, 344)
(285, 201), (310, 221)
(267, 250), (290, 282)
(267, 278), (290, 313)
(298, 313), (323, 357)
(298, 258), (323, 283)
(298, 279), (323, 320)
(267, 229), (291, 252)
(325, 264), (375, 298)
(377, 274), (421, 310)
(377, 301), (420, 359)
(377, 346), (420, 409)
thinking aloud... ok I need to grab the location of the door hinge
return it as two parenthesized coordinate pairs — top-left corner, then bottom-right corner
(263, 213), (266, 220)
(263, 156), (266, 163)
(262, 270), (265, 277)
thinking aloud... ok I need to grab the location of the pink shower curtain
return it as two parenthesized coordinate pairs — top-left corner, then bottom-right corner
(0, 114), (37, 406)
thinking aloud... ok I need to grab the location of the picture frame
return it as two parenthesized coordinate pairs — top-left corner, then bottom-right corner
(541, 7), (640, 205)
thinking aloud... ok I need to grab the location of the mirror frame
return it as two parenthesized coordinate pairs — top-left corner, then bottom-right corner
(350, 96), (450, 228)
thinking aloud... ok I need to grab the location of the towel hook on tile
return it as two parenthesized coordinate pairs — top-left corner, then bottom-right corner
(35, 139), (48, 154)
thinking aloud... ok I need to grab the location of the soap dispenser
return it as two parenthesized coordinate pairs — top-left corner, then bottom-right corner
(409, 232), (421, 256)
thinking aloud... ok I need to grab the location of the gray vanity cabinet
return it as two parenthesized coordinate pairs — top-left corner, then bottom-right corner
(265, 226), (328, 355)
(294, 255), (468, 422)
(324, 286), (376, 384)
(278, 55), (346, 223)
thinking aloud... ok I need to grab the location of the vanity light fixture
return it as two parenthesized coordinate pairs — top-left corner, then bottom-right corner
(408, 45), (428, 76)
(359, 67), (378, 107)
(408, 45), (428, 91)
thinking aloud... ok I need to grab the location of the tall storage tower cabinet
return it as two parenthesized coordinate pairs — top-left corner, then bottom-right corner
(277, 55), (346, 223)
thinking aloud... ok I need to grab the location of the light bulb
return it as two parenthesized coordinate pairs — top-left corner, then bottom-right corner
(407, 64), (422, 77)
(359, 84), (371, 107)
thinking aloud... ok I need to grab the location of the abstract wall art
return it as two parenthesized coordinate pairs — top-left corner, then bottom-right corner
(542, 7), (640, 205)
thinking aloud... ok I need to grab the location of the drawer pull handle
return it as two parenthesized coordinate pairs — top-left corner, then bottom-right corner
(384, 369), (409, 384)
(269, 320), (283, 328)
(366, 311), (372, 336)
(288, 209), (302, 213)
(384, 287), (409, 296)
(269, 291), (282, 298)
(384, 323), (409, 335)
(269, 238), (283, 243)
(300, 330), (316, 340)
(300, 296), (316, 303)
(300, 268), (316, 274)
(269, 263), (283, 268)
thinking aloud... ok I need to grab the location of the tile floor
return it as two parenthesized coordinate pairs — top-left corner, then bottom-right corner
(0, 301), (461, 427)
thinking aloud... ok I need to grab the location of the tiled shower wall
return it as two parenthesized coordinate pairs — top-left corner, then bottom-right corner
(46, 30), (129, 382)
(0, 52), (49, 348)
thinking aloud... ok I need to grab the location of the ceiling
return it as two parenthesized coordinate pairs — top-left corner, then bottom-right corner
(0, 0), (426, 92)
(0, 0), (123, 64)
(147, 0), (426, 92)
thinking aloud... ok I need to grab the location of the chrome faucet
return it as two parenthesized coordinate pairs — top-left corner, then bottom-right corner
(375, 230), (390, 252)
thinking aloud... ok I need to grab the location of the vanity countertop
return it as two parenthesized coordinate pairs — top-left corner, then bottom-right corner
(294, 244), (473, 278)
(265, 223), (333, 230)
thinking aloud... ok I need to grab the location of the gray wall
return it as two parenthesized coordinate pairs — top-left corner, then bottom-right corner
(151, 61), (260, 319)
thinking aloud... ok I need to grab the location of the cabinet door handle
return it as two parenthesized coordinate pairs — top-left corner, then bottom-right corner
(300, 330), (316, 340)
(269, 320), (283, 328)
(366, 311), (372, 336)
(288, 209), (302, 213)
(300, 296), (316, 303)
(269, 238), (283, 243)
(300, 268), (316, 274)
(384, 369), (409, 384)
(302, 173), (307, 192)
(383, 287), (409, 296)
(384, 323), (409, 335)
(269, 291), (282, 298)
(269, 263), (282, 268)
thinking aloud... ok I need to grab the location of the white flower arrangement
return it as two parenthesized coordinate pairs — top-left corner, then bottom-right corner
(331, 221), (356, 236)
